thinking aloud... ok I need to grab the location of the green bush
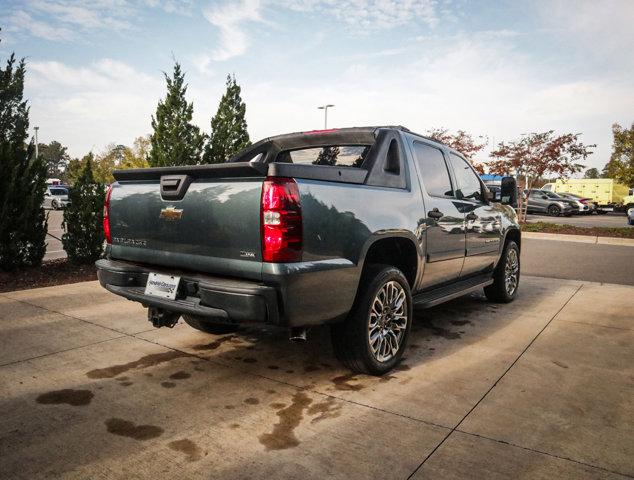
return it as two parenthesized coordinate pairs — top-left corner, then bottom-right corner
(0, 53), (48, 270)
(62, 154), (106, 263)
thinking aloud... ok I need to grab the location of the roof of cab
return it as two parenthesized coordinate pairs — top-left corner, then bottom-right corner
(231, 126), (450, 162)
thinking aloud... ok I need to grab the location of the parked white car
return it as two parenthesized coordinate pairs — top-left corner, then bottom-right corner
(43, 186), (70, 210)
(628, 207), (634, 226)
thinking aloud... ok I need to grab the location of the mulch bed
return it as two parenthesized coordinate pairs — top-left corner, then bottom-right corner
(522, 222), (634, 238)
(0, 259), (97, 293)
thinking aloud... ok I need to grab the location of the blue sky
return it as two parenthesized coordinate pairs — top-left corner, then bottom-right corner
(2, 0), (633, 169)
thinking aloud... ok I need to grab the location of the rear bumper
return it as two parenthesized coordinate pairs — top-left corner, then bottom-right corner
(96, 258), (280, 325)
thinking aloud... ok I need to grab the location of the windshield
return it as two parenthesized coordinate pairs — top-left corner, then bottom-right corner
(543, 191), (562, 198)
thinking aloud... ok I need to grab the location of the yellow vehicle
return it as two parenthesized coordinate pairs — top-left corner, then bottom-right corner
(542, 179), (634, 213)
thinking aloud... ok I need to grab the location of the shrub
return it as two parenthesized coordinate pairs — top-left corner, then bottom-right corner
(62, 154), (106, 263)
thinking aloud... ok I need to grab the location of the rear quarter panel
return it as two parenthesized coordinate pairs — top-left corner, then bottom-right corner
(263, 179), (425, 326)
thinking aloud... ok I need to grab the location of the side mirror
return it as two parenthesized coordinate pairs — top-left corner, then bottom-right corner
(500, 176), (517, 207)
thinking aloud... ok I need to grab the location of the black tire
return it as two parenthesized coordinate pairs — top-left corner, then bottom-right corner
(628, 219), (634, 226)
(548, 204), (561, 216)
(52, 200), (59, 210)
(331, 265), (412, 375)
(182, 315), (240, 334)
(484, 240), (520, 303)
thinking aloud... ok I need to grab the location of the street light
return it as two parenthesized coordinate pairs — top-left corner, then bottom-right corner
(317, 104), (335, 129)
(34, 126), (39, 158)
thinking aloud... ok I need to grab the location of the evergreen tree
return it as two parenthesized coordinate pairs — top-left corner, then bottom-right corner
(203, 74), (251, 163)
(62, 153), (106, 263)
(0, 51), (48, 270)
(149, 62), (204, 167)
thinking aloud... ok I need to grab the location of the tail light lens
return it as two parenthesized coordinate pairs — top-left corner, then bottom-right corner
(103, 184), (113, 244)
(261, 177), (302, 262)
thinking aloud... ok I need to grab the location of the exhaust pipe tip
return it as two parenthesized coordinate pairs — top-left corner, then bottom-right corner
(289, 327), (308, 343)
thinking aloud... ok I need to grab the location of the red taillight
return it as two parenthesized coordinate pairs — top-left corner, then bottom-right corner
(261, 177), (302, 262)
(103, 184), (113, 244)
(580, 198), (590, 204)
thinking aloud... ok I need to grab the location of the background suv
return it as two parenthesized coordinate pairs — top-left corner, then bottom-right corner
(43, 186), (70, 210)
(525, 189), (577, 216)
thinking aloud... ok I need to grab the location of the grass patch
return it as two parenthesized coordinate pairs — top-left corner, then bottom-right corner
(0, 258), (97, 293)
(522, 222), (634, 238)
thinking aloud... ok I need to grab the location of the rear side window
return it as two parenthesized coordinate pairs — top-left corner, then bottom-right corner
(412, 142), (453, 197)
(448, 153), (482, 201)
(275, 145), (370, 168)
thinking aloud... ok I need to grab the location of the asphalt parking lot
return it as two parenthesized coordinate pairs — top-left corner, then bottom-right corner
(1, 273), (632, 479)
(44, 209), (66, 261)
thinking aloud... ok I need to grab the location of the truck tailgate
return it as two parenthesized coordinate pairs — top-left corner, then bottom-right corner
(108, 178), (263, 281)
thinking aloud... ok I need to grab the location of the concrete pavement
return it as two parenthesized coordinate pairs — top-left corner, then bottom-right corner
(0, 276), (632, 479)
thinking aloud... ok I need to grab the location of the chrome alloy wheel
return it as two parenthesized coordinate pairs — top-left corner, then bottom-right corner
(368, 281), (408, 363)
(504, 247), (519, 296)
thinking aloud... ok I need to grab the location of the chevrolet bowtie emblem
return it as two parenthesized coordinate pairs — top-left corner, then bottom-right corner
(159, 206), (183, 221)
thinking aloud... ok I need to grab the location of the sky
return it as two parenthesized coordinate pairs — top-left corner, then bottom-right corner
(2, 0), (633, 170)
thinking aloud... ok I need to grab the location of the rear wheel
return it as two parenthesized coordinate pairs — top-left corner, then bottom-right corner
(331, 265), (412, 375)
(484, 240), (520, 303)
(182, 315), (240, 334)
(52, 200), (59, 210)
(548, 204), (561, 216)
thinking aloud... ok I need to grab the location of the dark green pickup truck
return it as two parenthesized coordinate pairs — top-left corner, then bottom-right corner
(96, 126), (521, 374)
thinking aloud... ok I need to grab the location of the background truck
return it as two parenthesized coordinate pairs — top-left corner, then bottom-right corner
(96, 127), (521, 374)
(542, 179), (634, 213)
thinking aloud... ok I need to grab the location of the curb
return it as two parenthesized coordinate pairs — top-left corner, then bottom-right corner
(523, 231), (634, 247)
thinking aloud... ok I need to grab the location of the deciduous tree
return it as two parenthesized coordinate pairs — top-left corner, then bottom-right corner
(149, 62), (204, 167)
(39, 140), (70, 178)
(488, 131), (594, 222)
(583, 167), (600, 179)
(426, 128), (487, 174)
(0, 49), (48, 270)
(203, 74), (251, 163)
(602, 123), (634, 186)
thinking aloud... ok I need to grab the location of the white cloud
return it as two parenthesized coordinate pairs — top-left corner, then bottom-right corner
(536, 0), (634, 67)
(275, 0), (439, 30)
(7, 10), (74, 41)
(26, 59), (164, 157)
(204, 0), (263, 61)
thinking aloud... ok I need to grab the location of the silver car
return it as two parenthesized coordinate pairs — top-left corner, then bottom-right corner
(44, 186), (70, 210)
(558, 193), (596, 214)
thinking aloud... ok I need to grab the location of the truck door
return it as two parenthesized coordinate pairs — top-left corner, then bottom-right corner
(447, 153), (501, 277)
(409, 140), (465, 288)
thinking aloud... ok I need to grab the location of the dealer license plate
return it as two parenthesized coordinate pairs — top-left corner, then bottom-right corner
(144, 273), (181, 300)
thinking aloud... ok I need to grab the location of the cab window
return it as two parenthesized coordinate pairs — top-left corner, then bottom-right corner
(412, 142), (453, 197)
(448, 153), (482, 201)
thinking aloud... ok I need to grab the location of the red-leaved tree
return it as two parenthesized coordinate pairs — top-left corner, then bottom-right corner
(426, 128), (488, 174)
(488, 131), (594, 222)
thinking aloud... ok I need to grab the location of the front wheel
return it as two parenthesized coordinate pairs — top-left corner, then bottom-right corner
(548, 205), (561, 216)
(484, 240), (520, 303)
(51, 200), (59, 210)
(331, 265), (412, 375)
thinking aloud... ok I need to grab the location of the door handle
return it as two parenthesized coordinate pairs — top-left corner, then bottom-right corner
(428, 208), (444, 219)
(466, 212), (477, 221)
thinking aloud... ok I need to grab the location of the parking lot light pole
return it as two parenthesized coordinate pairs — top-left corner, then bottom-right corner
(317, 104), (334, 129)
(34, 126), (39, 158)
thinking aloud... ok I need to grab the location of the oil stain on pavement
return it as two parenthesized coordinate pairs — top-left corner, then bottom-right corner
(168, 438), (203, 462)
(105, 418), (163, 441)
(86, 351), (188, 379)
(36, 389), (94, 406)
(259, 391), (313, 450)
